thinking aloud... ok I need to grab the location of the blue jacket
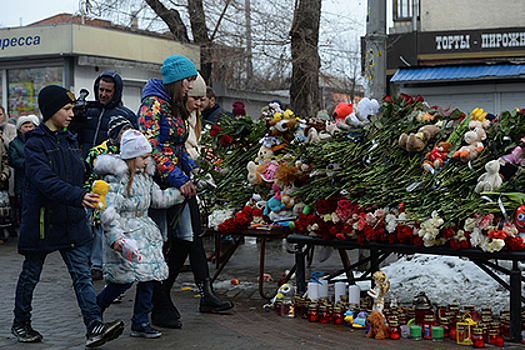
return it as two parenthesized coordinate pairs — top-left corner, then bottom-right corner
(18, 124), (91, 254)
(79, 71), (138, 158)
(201, 103), (233, 126)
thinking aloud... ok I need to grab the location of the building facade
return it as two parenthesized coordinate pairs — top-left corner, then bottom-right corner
(387, 0), (525, 114)
(0, 15), (199, 119)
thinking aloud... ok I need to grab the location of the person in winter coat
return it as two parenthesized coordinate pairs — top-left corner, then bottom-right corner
(11, 85), (124, 348)
(71, 71), (138, 158)
(94, 129), (185, 338)
(0, 105), (17, 147)
(200, 87), (233, 126)
(8, 115), (39, 232)
(138, 55), (233, 330)
(84, 116), (134, 281)
(0, 124), (14, 244)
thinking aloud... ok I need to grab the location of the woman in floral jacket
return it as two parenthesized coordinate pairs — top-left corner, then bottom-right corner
(138, 55), (232, 329)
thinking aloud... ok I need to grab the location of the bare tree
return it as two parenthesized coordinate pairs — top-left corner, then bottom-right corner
(290, 0), (321, 116)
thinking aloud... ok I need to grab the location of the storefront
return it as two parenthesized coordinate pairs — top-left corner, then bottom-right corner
(387, 27), (525, 114)
(0, 22), (199, 118)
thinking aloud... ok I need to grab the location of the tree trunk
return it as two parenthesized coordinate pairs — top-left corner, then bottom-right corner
(188, 0), (212, 84)
(289, 0), (321, 117)
(144, 0), (189, 43)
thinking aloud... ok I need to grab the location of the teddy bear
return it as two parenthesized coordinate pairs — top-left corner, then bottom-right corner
(422, 141), (452, 173)
(274, 163), (299, 189)
(264, 184), (286, 216)
(267, 118), (299, 142)
(92, 180), (110, 210)
(366, 311), (390, 340)
(333, 102), (353, 120)
(452, 121), (487, 163)
(399, 124), (440, 152)
(247, 161), (271, 186)
(474, 159), (505, 194)
(499, 139), (525, 180)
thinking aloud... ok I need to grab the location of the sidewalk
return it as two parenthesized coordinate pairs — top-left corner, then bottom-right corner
(0, 235), (523, 349)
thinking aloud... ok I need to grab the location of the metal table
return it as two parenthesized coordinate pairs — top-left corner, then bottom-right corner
(206, 226), (292, 300)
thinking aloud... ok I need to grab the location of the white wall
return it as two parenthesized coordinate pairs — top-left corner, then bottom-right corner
(421, 0), (524, 32)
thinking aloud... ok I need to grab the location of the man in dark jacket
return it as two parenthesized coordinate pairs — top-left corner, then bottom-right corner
(73, 71), (137, 158)
(200, 86), (233, 126)
(11, 85), (124, 347)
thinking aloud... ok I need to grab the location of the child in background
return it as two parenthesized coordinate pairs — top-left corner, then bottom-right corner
(94, 129), (185, 338)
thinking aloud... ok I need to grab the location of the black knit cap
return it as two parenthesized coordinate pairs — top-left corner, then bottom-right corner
(107, 116), (133, 143)
(38, 85), (76, 121)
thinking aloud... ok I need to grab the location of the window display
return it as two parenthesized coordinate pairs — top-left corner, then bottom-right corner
(8, 67), (63, 118)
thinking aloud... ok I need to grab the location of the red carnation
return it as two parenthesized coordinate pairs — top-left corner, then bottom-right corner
(383, 95), (392, 103)
(253, 208), (263, 217)
(210, 125), (221, 137)
(415, 94), (424, 103)
(219, 134), (232, 147)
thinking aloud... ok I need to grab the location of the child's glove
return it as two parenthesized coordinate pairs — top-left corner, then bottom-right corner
(119, 238), (142, 263)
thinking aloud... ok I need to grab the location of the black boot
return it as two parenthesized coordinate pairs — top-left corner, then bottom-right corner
(198, 277), (234, 314)
(151, 281), (182, 329)
(151, 239), (192, 328)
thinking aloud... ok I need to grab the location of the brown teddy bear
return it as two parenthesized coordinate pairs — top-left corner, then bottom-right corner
(366, 311), (390, 340)
(399, 124), (440, 152)
(452, 121), (487, 163)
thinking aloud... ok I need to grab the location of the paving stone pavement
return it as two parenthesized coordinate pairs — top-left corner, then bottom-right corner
(1, 233), (524, 349)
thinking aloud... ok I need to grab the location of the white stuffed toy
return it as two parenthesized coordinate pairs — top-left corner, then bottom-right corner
(475, 159), (505, 194)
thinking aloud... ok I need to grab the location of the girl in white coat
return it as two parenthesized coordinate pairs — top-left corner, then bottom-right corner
(94, 129), (184, 338)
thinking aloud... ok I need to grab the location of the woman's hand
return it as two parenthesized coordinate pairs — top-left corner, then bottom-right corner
(82, 193), (100, 209)
(113, 239), (123, 252)
(180, 180), (197, 197)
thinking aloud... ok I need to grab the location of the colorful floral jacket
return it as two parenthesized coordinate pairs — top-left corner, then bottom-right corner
(138, 79), (196, 188)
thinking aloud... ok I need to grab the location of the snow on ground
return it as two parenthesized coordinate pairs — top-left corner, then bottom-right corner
(350, 254), (520, 313)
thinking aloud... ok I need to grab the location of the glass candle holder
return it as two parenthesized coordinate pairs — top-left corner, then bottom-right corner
(333, 307), (344, 325)
(308, 304), (318, 322)
(410, 325), (422, 340)
(472, 327), (485, 348)
(389, 320), (400, 340)
(423, 314), (436, 340)
(432, 326), (444, 341)
(319, 305), (330, 323)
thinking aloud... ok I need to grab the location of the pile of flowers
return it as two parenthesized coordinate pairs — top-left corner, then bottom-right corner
(289, 199), (525, 252)
(200, 92), (525, 254)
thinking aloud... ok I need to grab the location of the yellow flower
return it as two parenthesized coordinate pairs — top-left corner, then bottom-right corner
(284, 109), (294, 119)
(274, 112), (283, 121)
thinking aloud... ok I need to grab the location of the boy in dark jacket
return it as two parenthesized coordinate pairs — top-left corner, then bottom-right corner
(11, 85), (124, 348)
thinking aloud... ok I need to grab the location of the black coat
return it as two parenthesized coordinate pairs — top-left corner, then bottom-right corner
(73, 71), (138, 158)
(18, 124), (91, 254)
(8, 131), (26, 196)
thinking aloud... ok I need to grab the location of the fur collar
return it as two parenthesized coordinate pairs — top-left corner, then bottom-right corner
(93, 154), (156, 178)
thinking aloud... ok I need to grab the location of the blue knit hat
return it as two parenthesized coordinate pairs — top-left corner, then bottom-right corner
(161, 55), (198, 85)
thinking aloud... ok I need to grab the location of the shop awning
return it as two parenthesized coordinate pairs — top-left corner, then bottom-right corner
(390, 64), (525, 82)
